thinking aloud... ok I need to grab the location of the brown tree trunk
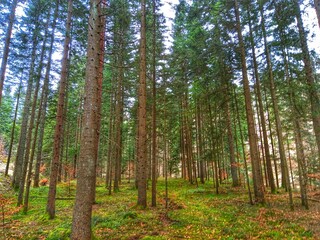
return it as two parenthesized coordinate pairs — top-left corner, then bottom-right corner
(234, 0), (265, 203)
(225, 91), (239, 187)
(0, 0), (18, 105)
(71, 0), (104, 238)
(294, 0), (320, 160)
(12, 12), (40, 189)
(196, 103), (205, 184)
(208, 102), (219, 194)
(33, 20), (57, 187)
(233, 86), (253, 204)
(5, 76), (22, 176)
(151, 0), (157, 207)
(47, 0), (71, 219)
(137, 0), (147, 208)
(17, 42), (44, 206)
(248, 6), (276, 193)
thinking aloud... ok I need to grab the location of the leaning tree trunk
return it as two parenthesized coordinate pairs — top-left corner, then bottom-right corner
(47, 0), (71, 219)
(234, 0), (265, 204)
(71, 0), (105, 238)
(0, 0), (18, 105)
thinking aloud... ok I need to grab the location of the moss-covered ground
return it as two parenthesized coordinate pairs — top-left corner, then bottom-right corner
(1, 176), (320, 239)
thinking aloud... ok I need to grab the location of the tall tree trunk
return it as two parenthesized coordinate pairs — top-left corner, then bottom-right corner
(47, 0), (71, 219)
(33, 17), (57, 187)
(0, 0), (18, 105)
(137, 0), (147, 208)
(93, 0), (106, 202)
(208, 102), (219, 194)
(71, 0), (104, 238)
(12, 12), (40, 189)
(225, 92), (239, 187)
(294, 0), (320, 160)
(24, 93), (43, 212)
(248, 6), (276, 193)
(234, 0), (265, 203)
(151, 0), (157, 207)
(233, 86), (253, 204)
(5, 76), (22, 176)
(17, 10), (52, 206)
(17, 46), (43, 206)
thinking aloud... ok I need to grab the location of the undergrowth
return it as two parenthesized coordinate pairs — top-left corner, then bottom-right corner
(1, 177), (318, 239)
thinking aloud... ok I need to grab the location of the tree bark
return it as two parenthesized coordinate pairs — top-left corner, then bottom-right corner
(71, 0), (104, 238)
(12, 12), (40, 189)
(5, 76), (22, 176)
(248, 6), (276, 193)
(47, 0), (71, 219)
(137, 0), (147, 208)
(151, 0), (157, 207)
(294, 0), (320, 160)
(234, 0), (265, 203)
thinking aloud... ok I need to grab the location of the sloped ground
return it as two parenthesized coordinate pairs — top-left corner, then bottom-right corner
(1, 177), (320, 239)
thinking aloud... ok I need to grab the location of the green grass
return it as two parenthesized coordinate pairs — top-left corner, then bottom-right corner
(2, 178), (318, 239)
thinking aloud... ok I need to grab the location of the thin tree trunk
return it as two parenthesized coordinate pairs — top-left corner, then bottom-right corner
(196, 103), (205, 184)
(12, 12), (40, 189)
(151, 0), (157, 207)
(0, 0), (18, 105)
(33, 15), (57, 187)
(294, 0), (320, 160)
(233, 86), (253, 205)
(24, 92), (43, 212)
(234, 0), (265, 203)
(17, 40), (44, 206)
(5, 76), (22, 176)
(47, 0), (71, 219)
(248, 6), (276, 193)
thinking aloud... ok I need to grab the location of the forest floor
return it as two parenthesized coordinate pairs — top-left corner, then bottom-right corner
(1, 173), (320, 240)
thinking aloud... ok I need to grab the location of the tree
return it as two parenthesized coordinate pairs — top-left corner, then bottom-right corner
(137, 0), (147, 208)
(234, 0), (265, 203)
(47, 0), (72, 219)
(0, 0), (19, 105)
(71, 0), (105, 238)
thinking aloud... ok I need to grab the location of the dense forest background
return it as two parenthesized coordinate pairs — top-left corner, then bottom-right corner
(0, 0), (320, 238)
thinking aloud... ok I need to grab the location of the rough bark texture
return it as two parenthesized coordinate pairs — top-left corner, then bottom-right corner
(234, 0), (265, 204)
(71, 0), (103, 238)
(47, 0), (71, 219)
(0, 0), (18, 105)
(137, 0), (147, 208)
